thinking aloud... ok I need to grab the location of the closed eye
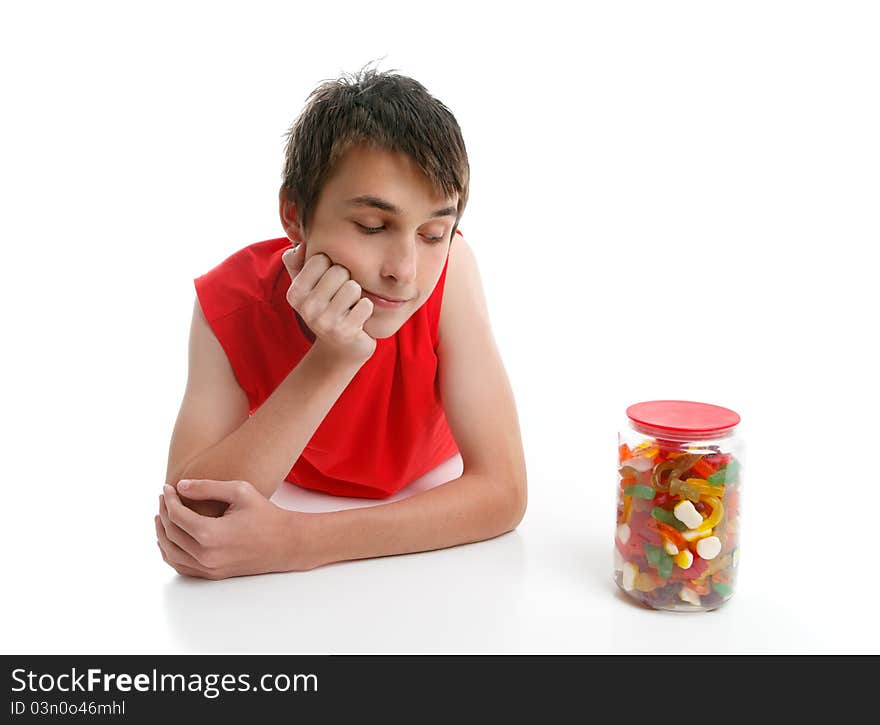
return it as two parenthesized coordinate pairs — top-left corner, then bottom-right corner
(355, 223), (444, 242)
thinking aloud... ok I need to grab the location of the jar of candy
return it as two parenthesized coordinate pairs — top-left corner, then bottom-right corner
(613, 400), (744, 611)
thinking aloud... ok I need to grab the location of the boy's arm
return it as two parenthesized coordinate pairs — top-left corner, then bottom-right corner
(295, 236), (528, 566)
(166, 296), (365, 503)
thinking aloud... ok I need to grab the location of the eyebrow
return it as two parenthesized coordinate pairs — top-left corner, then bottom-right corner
(345, 195), (457, 219)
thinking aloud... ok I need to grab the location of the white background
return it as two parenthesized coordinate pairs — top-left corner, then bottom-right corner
(2, 1), (878, 654)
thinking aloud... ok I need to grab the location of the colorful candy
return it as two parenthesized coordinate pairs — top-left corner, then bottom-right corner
(614, 434), (742, 611)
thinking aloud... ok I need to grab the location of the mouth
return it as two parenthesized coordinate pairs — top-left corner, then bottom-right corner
(363, 290), (412, 308)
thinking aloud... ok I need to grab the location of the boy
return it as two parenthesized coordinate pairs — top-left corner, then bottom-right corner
(155, 68), (527, 579)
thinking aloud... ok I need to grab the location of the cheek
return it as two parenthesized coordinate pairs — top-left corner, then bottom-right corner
(422, 251), (448, 287)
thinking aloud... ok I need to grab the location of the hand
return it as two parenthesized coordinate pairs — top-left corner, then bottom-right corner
(178, 495), (228, 518)
(154, 479), (319, 579)
(282, 243), (377, 366)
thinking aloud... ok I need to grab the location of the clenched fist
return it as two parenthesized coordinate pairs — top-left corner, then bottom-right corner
(282, 243), (377, 366)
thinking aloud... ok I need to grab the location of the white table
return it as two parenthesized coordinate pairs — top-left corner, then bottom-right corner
(5, 448), (873, 655)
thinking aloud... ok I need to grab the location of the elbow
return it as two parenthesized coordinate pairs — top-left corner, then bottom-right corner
(496, 476), (527, 534)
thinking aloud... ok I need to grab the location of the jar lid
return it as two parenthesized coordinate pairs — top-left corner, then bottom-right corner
(626, 400), (740, 439)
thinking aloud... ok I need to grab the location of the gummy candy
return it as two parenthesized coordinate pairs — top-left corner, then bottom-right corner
(614, 441), (742, 611)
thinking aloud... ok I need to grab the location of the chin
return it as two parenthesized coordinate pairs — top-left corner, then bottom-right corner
(364, 316), (405, 340)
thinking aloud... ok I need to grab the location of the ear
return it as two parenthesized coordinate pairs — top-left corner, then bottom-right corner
(279, 190), (305, 244)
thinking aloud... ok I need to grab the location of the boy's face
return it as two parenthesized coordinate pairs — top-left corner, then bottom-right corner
(280, 143), (458, 340)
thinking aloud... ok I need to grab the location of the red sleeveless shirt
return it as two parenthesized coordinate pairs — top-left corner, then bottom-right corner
(193, 232), (461, 499)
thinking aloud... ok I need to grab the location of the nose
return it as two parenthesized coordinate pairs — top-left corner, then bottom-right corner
(379, 232), (417, 285)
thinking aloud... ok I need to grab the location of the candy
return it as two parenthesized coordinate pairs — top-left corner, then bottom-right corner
(622, 562), (638, 591)
(652, 507), (688, 531)
(684, 477), (726, 499)
(622, 495), (633, 523)
(711, 578), (733, 597)
(694, 554), (732, 582)
(690, 458), (716, 479)
(696, 496), (724, 531)
(689, 578), (711, 596)
(631, 442), (659, 458)
(623, 484), (655, 499)
(674, 500), (703, 529)
(707, 460), (741, 486)
(678, 586), (701, 606)
(657, 551), (673, 579)
(635, 572), (661, 592)
(669, 477), (703, 502)
(614, 441), (742, 611)
(681, 527), (713, 542)
(696, 536), (722, 560)
(623, 456), (654, 473)
(643, 542), (662, 568)
(675, 549), (694, 569)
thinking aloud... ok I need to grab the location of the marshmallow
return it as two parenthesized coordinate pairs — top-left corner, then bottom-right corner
(696, 536), (722, 560)
(674, 500), (703, 529)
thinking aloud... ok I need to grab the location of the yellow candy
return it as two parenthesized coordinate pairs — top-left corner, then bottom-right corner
(693, 554), (732, 583)
(635, 572), (659, 592)
(681, 527), (713, 542)
(697, 496), (724, 532)
(683, 477), (726, 499)
(675, 549), (694, 569)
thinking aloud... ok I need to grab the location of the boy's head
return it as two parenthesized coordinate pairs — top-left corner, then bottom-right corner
(278, 66), (469, 339)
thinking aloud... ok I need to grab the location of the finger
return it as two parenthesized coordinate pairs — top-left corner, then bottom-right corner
(175, 479), (251, 508)
(159, 495), (204, 561)
(155, 514), (207, 571)
(324, 278), (365, 318)
(281, 242), (305, 278)
(157, 539), (213, 579)
(305, 264), (352, 318)
(162, 484), (213, 540)
(345, 296), (375, 328)
(287, 251), (333, 302)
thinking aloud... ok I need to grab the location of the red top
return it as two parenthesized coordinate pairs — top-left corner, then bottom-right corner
(626, 400), (741, 440)
(193, 232), (462, 498)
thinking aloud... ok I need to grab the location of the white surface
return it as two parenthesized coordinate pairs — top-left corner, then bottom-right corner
(2, 1), (879, 654)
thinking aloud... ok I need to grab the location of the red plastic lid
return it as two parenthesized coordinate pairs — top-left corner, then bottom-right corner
(626, 400), (740, 439)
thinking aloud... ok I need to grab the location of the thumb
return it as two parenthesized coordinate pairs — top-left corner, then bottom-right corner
(281, 242), (305, 279)
(175, 479), (253, 506)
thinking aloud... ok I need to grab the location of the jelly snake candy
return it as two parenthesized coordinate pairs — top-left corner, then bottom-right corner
(615, 443), (741, 610)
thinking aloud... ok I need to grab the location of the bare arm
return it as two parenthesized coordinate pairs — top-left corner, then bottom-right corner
(166, 297), (364, 502)
(165, 243), (377, 514)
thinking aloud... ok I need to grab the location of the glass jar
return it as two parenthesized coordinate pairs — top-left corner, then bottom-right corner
(613, 400), (744, 612)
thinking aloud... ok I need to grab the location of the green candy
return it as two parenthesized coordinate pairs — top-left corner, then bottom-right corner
(643, 542), (661, 567)
(623, 484), (655, 499)
(651, 507), (687, 531)
(708, 460), (741, 487)
(711, 579), (733, 597)
(642, 542), (673, 578)
(657, 551), (673, 579)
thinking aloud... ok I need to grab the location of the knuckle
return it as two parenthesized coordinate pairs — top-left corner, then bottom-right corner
(332, 265), (351, 281)
(300, 300), (318, 321)
(193, 525), (211, 548)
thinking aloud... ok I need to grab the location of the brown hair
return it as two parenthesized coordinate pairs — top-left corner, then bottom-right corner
(279, 64), (470, 240)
